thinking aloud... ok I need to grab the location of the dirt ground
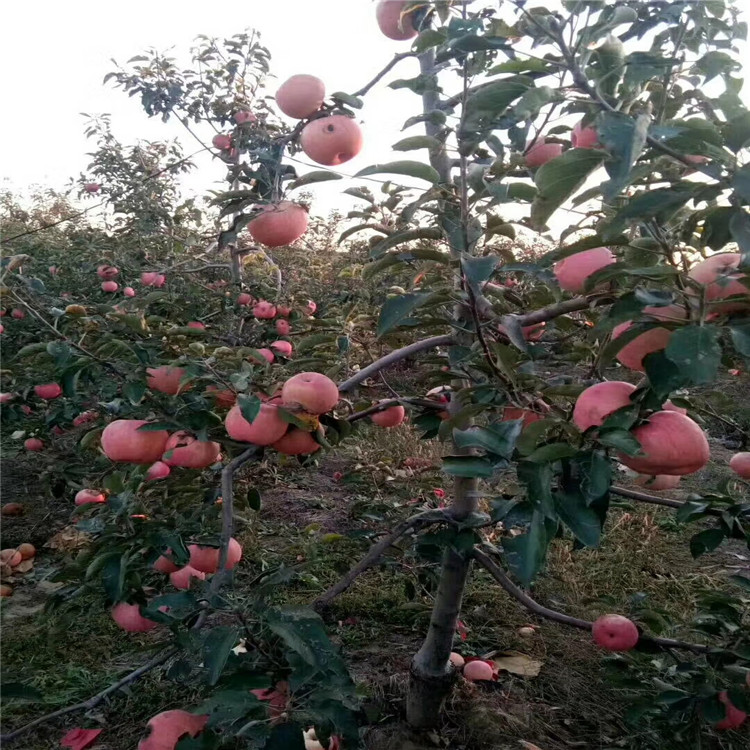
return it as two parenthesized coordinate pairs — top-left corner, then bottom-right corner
(1, 373), (749, 749)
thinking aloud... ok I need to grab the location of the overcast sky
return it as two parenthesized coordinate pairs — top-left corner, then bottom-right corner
(2, 1), (748, 224)
(0, 0), (427, 217)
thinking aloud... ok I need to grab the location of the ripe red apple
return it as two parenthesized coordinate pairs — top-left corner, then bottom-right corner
(688, 253), (749, 314)
(573, 381), (636, 431)
(282, 372), (339, 415)
(592, 614), (639, 651)
(371, 401), (409, 429)
(275, 74), (326, 119)
(729, 452), (750, 479)
(188, 537), (242, 573)
(205, 385), (236, 409)
(237, 292), (253, 306)
(137, 710), (208, 750)
(101, 420), (169, 464)
(502, 406), (544, 428)
(162, 432), (220, 469)
(714, 690), (747, 730)
(249, 348), (275, 365)
(463, 660), (494, 681)
(253, 300), (277, 319)
(97, 264), (118, 280)
(1, 503), (24, 516)
(375, 0), (418, 40)
(111, 602), (158, 632)
(141, 271), (166, 287)
(553, 247), (616, 293)
(0, 324), (4, 334)
(83, 182), (100, 193)
(187, 321), (205, 330)
(247, 201), (309, 247)
(449, 652), (465, 669)
(225, 402), (289, 445)
(277, 305), (292, 317)
(300, 115), (363, 166)
(633, 474), (681, 491)
(75, 489), (106, 506)
(270, 340), (293, 357)
(146, 366), (192, 395)
(34, 383), (62, 400)
(572, 120), (598, 148)
(153, 552), (179, 574)
(618, 410), (709, 475)
(272, 427), (321, 456)
(524, 139), (563, 168)
(146, 461), (171, 481)
(234, 110), (256, 124)
(611, 322), (672, 372)
(11, 308), (25, 319)
(497, 321), (545, 341)
(101, 281), (119, 293)
(0, 392), (15, 404)
(212, 133), (232, 150)
(48, 266), (59, 275)
(124, 286), (136, 297)
(169, 565), (206, 590)
(371, 402), (406, 428)
(1, 549), (22, 567)
(306, 300), (317, 315)
(73, 410), (98, 427)
(276, 319), (291, 336)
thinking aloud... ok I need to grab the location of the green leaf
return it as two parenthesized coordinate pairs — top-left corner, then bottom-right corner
(392, 135), (442, 152)
(442, 455), (495, 477)
(461, 254), (498, 287)
(689, 528), (725, 558)
(376, 292), (432, 337)
(123, 380), (146, 405)
(723, 110), (750, 153)
(729, 322), (750, 357)
(266, 723), (306, 750)
(247, 488), (262, 511)
(524, 443), (579, 464)
(412, 28), (448, 53)
(555, 490), (602, 547)
(512, 85), (557, 121)
(665, 326), (721, 385)
(729, 210), (750, 268)
(288, 171), (342, 190)
(330, 91), (363, 109)
(0, 683), (43, 702)
(573, 451), (612, 505)
(238, 394), (262, 424)
(355, 161), (440, 184)
(101, 555), (126, 603)
(460, 77), (533, 135)
(530, 148), (608, 229)
(502, 511), (549, 585)
(452, 422), (521, 458)
(733, 164), (750, 203)
(598, 429), (642, 456)
(595, 110), (650, 201)
(605, 186), (695, 238)
(203, 625), (240, 685)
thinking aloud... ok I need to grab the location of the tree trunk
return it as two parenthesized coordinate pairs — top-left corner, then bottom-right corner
(406, 49), (479, 729)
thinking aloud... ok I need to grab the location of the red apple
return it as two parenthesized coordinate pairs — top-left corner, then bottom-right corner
(592, 614), (639, 651)
(525, 139), (563, 168)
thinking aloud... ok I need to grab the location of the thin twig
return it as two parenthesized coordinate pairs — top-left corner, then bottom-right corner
(313, 510), (451, 610)
(338, 334), (454, 393)
(504, 293), (614, 328)
(351, 52), (415, 98)
(610, 485), (748, 519)
(473, 547), (714, 654)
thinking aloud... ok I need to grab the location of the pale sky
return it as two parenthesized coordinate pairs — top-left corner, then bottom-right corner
(1, 1), (747, 226)
(0, 0), (426, 217)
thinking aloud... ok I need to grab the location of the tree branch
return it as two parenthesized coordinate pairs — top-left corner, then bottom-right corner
(347, 397), (448, 423)
(504, 293), (614, 328)
(473, 547), (714, 654)
(338, 334), (453, 393)
(351, 52), (415, 98)
(610, 485), (749, 519)
(0, 647), (179, 743)
(313, 509), (451, 610)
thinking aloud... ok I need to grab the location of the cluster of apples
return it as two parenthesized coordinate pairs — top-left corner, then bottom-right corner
(553, 248), (749, 372)
(0, 543), (36, 597)
(94, 263), (165, 296)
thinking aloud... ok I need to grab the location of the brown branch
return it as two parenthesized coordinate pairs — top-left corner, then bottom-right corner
(0, 647), (179, 743)
(338, 334), (454, 393)
(610, 485), (748, 519)
(213, 447), (258, 591)
(505, 293), (614, 328)
(313, 510), (451, 610)
(473, 547), (713, 654)
(351, 52), (415, 98)
(347, 397), (448, 423)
